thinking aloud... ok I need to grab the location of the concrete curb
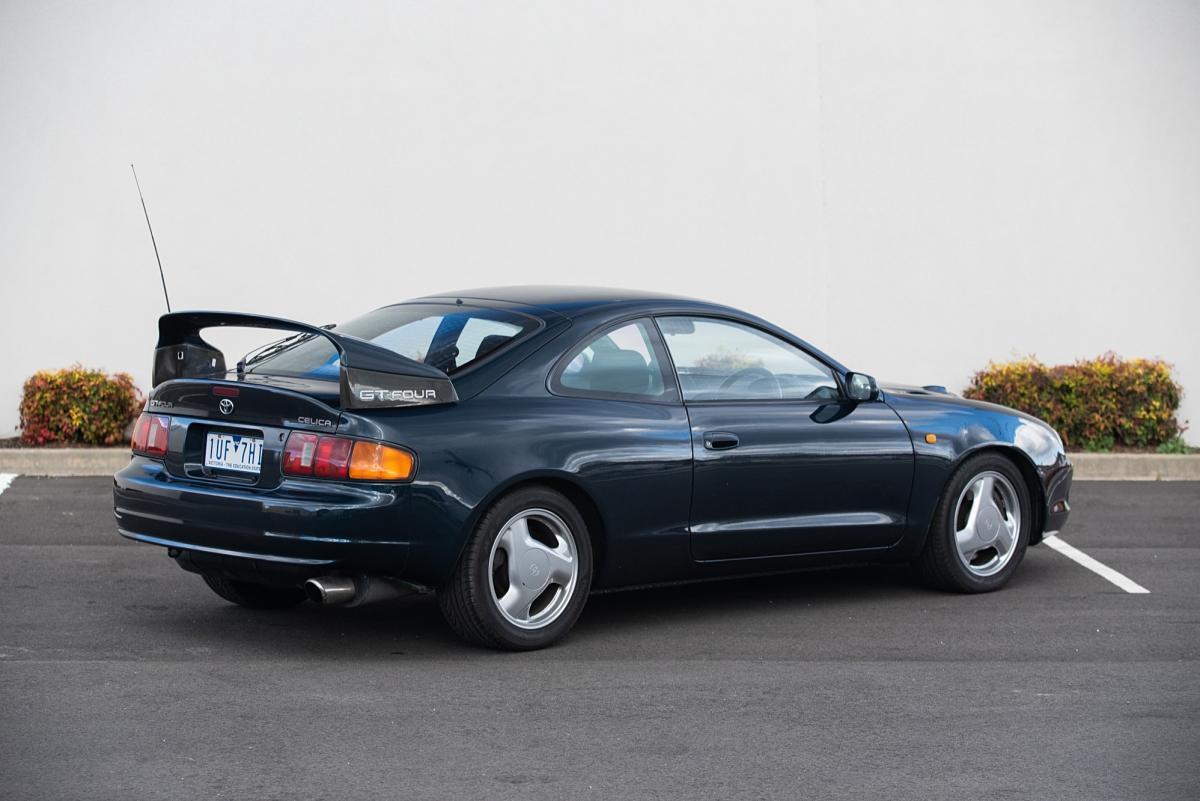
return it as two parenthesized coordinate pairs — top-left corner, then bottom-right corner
(1, 448), (1199, 480)
(0, 449), (130, 477)
(1067, 453), (1200, 481)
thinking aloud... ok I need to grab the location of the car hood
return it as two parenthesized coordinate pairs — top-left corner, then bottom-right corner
(882, 381), (1042, 422)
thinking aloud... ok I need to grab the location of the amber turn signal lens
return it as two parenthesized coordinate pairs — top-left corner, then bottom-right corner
(925, 433), (938, 444)
(349, 441), (415, 480)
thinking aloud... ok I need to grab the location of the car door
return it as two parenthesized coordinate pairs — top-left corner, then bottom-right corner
(546, 316), (695, 586)
(655, 315), (914, 561)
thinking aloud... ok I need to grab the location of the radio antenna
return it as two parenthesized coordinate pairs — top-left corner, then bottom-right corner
(130, 163), (171, 312)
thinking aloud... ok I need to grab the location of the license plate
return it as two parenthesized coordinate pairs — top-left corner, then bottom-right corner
(204, 431), (264, 474)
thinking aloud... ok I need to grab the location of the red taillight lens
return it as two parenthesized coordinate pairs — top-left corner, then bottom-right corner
(282, 432), (413, 481)
(146, 415), (169, 456)
(130, 414), (150, 452)
(314, 436), (353, 478)
(282, 432), (319, 476)
(131, 413), (170, 457)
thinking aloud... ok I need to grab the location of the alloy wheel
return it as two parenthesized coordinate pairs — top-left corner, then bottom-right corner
(952, 470), (1022, 578)
(488, 508), (579, 630)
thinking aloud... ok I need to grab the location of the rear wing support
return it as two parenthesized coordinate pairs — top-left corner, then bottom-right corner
(153, 311), (458, 409)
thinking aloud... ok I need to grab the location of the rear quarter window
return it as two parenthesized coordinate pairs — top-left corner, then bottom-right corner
(550, 319), (678, 403)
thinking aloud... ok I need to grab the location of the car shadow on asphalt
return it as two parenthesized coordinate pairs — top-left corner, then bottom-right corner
(123, 562), (929, 660)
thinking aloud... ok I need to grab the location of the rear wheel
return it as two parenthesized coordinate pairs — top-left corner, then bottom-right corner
(916, 453), (1031, 592)
(201, 574), (307, 609)
(439, 486), (593, 650)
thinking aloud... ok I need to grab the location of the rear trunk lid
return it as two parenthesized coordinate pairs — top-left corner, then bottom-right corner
(146, 310), (462, 486)
(147, 374), (343, 488)
(150, 373), (341, 432)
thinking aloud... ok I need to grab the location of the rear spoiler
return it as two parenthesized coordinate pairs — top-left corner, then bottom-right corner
(153, 311), (458, 409)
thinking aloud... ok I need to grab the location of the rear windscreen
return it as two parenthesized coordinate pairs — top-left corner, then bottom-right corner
(242, 303), (540, 379)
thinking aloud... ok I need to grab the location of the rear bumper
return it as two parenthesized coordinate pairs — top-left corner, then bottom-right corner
(113, 456), (412, 576)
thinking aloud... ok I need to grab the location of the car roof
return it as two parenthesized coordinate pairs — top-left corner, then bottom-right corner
(403, 284), (848, 376)
(417, 285), (707, 319)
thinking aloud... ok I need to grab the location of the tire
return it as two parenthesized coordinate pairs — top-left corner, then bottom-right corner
(439, 486), (593, 651)
(915, 452), (1032, 593)
(201, 574), (307, 609)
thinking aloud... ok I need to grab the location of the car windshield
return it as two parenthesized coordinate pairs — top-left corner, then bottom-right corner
(243, 303), (539, 379)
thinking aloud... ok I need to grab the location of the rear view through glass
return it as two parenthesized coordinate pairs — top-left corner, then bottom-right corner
(243, 303), (539, 379)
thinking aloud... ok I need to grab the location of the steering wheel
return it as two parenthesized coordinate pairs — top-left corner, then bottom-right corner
(719, 366), (782, 399)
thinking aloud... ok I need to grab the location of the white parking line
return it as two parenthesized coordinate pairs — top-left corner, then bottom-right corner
(0, 473), (16, 496)
(1042, 534), (1149, 594)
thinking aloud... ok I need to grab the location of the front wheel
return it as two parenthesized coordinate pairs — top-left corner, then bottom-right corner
(439, 487), (593, 650)
(916, 453), (1032, 592)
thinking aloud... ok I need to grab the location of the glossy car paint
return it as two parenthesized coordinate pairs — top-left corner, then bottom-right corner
(686, 399), (914, 561)
(113, 287), (1072, 591)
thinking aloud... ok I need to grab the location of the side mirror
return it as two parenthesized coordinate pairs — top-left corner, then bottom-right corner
(845, 372), (879, 402)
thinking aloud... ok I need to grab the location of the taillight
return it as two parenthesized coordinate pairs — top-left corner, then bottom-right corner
(282, 432), (414, 481)
(349, 441), (415, 481)
(130, 413), (170, 457)
(314, 437), (353, 478)
(281, 432), (319, 475)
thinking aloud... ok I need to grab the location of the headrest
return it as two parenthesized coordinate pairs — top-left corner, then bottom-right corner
(475, 334), (510, 360)
(584, 348), (651, 395)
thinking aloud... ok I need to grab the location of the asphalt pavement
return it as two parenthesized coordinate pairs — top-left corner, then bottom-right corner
(0, 477), (1197, 800)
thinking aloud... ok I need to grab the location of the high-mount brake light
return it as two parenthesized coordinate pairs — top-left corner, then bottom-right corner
(130, 413), (170, 457)
(282, 432), (414, 481)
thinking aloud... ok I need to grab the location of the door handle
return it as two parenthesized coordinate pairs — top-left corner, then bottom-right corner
(703, 431), (740, 451)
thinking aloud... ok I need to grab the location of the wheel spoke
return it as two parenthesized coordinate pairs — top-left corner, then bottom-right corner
(956, 487), (986, 556)
(499, 517), (531, 586)
(527, 536), (575, 586)
(956, 523), (986, 558)
(994, 514), (1016, 554)
(498, 582), (535, 622)
(961, 479), (986, 532)
(975, 475), (996, 507)
(981, 491), (1004, 523)
(503, 516), (533, 550)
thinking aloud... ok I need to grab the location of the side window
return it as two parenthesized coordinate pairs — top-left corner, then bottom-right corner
(552, 320), (676, 401)
(657, 316), (839, 402)
(455, 317), (525, 364)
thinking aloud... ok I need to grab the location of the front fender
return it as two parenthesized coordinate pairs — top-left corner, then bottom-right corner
(884, 392), (1072, 556)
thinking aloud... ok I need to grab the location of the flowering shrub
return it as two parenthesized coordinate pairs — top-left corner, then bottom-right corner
(19, 366), (143, 446)
(964, 354), (1182, 451)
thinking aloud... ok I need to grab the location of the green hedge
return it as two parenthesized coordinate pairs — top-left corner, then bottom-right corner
(964, 354), (1182, 451)
(19, 366), (143, 446)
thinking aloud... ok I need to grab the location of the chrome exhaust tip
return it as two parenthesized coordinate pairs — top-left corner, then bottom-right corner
(304, 576), (358, 605)
(304, 575), (426, 607)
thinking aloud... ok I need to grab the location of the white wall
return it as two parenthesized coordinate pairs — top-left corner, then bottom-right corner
(2, 1), (1197, 442)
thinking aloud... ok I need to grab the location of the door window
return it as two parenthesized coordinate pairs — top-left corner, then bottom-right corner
(656, 316), (839, 401)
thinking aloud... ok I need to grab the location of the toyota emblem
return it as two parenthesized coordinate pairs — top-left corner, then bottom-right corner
(219, 398), (235, 415)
